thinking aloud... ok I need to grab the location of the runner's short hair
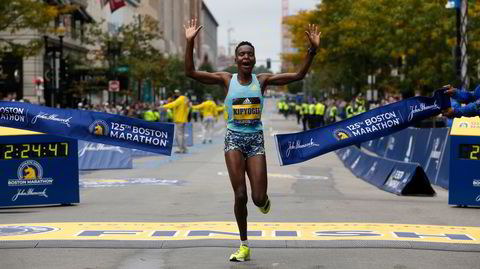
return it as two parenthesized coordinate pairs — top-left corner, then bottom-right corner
(235, 41), (255, 56)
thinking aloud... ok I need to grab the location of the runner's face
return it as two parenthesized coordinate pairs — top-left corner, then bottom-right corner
(235, 45), (255, 73)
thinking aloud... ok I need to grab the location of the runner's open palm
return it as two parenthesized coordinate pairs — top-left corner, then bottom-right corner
(305, 24), (321, 49)
(185, 19), (203, 41)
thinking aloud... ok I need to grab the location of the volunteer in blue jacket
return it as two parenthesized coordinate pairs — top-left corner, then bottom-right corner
(442, 84), (480, 118)
(184, 18), (321, 262)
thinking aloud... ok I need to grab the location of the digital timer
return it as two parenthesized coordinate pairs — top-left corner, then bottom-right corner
(449, 117), (480, 207)
(0, 127), (78, 207)
(0, 142), (69, 160)
(458, 144), (480, 160)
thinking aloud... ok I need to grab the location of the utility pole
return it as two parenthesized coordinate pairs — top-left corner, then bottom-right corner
(448, 0), (468, 89)
(227, 27), (234, 57)
(459, 0), (468, 90)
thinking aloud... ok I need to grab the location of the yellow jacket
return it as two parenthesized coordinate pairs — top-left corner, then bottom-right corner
(163, 95), (189, 123)
(192, 100), (217, 117)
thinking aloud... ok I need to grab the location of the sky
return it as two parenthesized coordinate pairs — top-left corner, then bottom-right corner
(203, 0), (321, 73)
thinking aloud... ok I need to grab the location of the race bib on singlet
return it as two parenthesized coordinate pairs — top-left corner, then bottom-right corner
(232, 97), (261, 125)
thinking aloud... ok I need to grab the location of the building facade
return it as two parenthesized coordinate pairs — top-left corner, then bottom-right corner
(1, 0), (217, 106)
(200, 2), (218, 69)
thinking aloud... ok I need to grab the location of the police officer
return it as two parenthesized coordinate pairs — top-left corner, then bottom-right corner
(327, 98), (337, 124)
(354, 94), (366, 115)
(301, 101), (309, 131)
(345, 99), (354, 119)
(308, 99), (316, 129)
(295, 102), (302, 125)
(315, 99), (325, 128)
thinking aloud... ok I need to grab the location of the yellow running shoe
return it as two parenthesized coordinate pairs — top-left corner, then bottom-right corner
(258, 197), (271, 214)
(229, 245), (250, 262)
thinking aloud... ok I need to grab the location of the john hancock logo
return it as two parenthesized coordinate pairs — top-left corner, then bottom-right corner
(333, 129), (351, 141)
(89, 120), (109, 136)
(8, 160), (53, 187)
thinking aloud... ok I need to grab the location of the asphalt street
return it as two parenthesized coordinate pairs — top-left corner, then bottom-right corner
(0, 98), (479, 269)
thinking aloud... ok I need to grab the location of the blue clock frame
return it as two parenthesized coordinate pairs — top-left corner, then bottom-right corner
(0, 133), (79, 207)
(449, 118), (480, 207)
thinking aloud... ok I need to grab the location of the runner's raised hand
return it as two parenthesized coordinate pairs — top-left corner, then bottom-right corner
(184, 18), (203, 42)
(305, 24), (321, 49)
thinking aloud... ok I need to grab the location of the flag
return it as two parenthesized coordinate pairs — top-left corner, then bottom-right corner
(109, 0), (126, 13)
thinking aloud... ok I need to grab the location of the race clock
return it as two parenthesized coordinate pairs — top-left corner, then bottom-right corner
(449, 117), (480, 207)
(0, 127), (79, 207)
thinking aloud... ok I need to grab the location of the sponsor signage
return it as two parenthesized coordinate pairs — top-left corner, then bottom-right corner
(275, 89), (450, 165)
(0, 128), (79, 206)
(449, 117), (480, 206)
(0, 101), (174, 155)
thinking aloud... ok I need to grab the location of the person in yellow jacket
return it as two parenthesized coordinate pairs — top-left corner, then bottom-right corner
(308, 100), (316, 129)
(163, 89), (190, 153)
(143, 105), (156, 122)
(354, 95), (366, 115)
(192, 95), (217, 144)
(301, 102), (309, 131)
(295, 103), (302, 125)
(345, 99), (354, 119)
(315, 100), (325, 128)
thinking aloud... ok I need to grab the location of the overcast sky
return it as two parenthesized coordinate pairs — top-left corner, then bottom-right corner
(203, 0), (321, 73)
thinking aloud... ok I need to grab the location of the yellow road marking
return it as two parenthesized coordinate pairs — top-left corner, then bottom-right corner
(0, 222), (479, 244)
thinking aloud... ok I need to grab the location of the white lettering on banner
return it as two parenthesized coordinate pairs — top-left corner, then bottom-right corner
(31, 112), (72, 127)
(364, 112), (397, 126)
(0, 107), (24, 114)
(285, 138), (320, 157)
(346, 111), (401, 137)
(110, 131), (168, 147)
(132, 126), (169, 138)
(78, 143), (124, 157)
(352, 118), (400, 136)
(408, 102), (440, 121)
(11, 188), (48, 201)
(0, 106), (25, 122)
(476, 195), (480, 202)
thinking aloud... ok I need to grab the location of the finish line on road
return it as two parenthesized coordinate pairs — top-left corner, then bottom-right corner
(1, 222), (479, 246)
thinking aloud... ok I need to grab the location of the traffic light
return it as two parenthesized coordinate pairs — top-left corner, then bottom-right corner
(266, 58), (271, 69)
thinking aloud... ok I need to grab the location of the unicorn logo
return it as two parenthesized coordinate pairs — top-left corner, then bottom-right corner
(16, 160), (44, 181)
(89, 120), (109, 136)
(334, 129), (351, 140)
(22, 166), (38, 180)
(94, 124), (105, 135)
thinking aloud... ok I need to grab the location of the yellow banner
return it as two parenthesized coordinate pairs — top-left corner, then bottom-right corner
(451, 117), (480, 136)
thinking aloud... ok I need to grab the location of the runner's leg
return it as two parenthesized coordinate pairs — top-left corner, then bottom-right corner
(225, 150), (248, 241)
(246, 154), (268, 207)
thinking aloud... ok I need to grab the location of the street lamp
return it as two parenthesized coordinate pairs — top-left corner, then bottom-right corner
(57, 22), (65, 108)
(43, 22), (66, 107)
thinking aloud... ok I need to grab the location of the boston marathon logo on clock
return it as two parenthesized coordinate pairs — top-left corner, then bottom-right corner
(7, 160), (54, 186)
(89, 120), (109, 136)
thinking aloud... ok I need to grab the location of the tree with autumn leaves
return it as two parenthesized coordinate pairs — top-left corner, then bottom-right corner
(0, 0), (71, 57)
(283, 0), (480, 98)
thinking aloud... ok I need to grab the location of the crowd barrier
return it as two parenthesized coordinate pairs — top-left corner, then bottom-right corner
(78, 140), (132, 170)
(335, 145), (435, 196)
(360, 127), (450, 189)
(337, 126), (451, 194)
